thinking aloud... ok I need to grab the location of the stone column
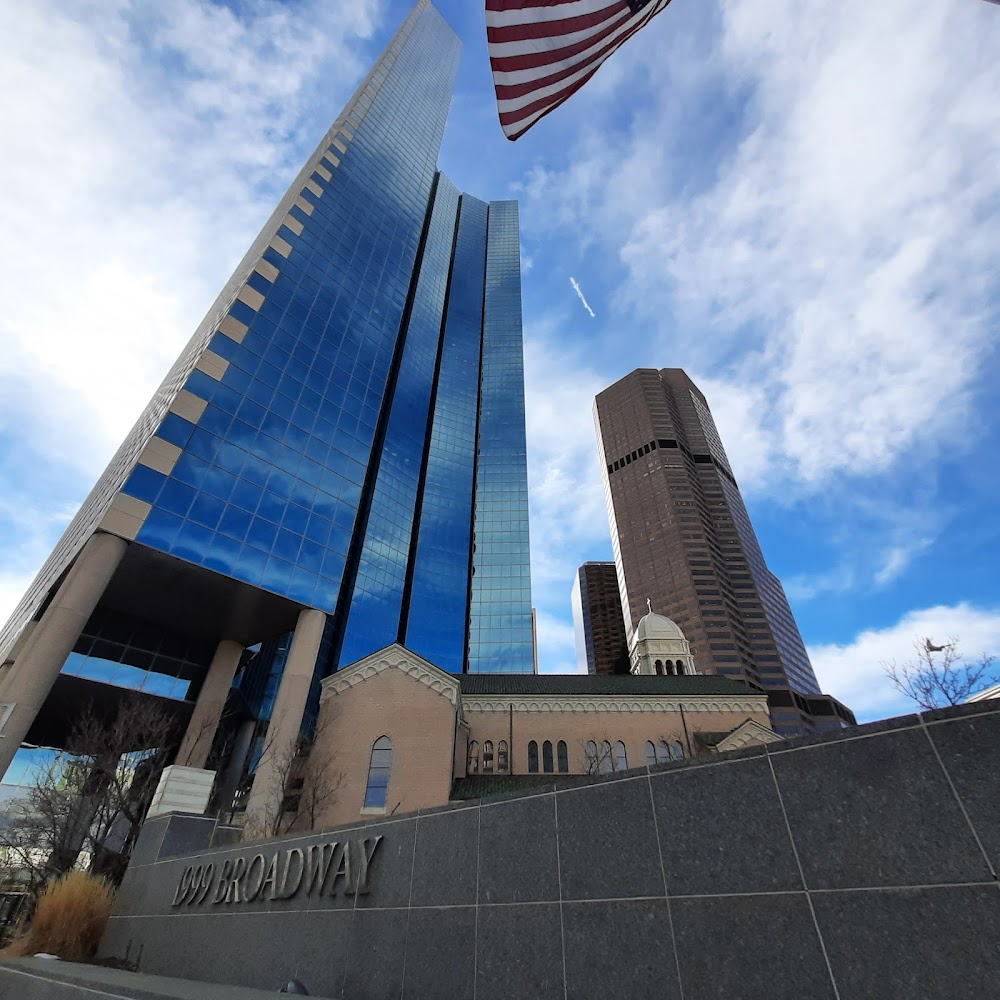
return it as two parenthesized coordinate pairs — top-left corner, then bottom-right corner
(0, 531), (128, 779)
(242, 608), (326, 831)
(175, 639), (244, 770)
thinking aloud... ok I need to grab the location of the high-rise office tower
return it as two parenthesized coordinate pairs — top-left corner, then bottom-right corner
(571, 562), (629, 675)
(0, 1), (533, 807)
(594, 369), (853, 734)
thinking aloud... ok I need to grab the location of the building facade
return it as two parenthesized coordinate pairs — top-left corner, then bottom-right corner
(300, 640), (778, 830)
(571, 561), (630, 675)
(0, 1), (533, 819)
(594, 368), (853, 735)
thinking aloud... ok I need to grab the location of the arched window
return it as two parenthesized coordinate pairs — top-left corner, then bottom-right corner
(557, 740), (569, 773)
(599, 740), (614, 774)
(659, 740), (672, 763)
(614, 741), (628, 771)
(483, 740), (494, 772)
(363, 736), (392, 810)
(666, 661), (676, 676)
(654, 659), (663, 675)
(585, 740), (598, 773)
(676, 660), (685, 676)
(528, 740), (539, 773)
(542, 740), (554, 773)
(672, 739), (685, 759)
(498, 740), (509, 773)
(646, 740), (657, 767)
(467, 740), (479, 774)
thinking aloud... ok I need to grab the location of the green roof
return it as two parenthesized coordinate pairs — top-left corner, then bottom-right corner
(457, 673), (758, 697)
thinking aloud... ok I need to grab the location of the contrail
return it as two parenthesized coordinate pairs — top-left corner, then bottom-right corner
(569, 276), (595, 318)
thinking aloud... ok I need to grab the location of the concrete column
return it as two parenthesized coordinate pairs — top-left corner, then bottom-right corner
(175, 639), (244, 770)
(0, 531), (128, 779)
(243, 608), (325, 830)
(215, 718), (256, 820)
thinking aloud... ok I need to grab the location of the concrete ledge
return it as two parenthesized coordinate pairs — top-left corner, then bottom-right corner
(0, 958), (321, 999)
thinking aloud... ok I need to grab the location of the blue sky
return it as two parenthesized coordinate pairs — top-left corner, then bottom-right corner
(0, 0), (997, 722)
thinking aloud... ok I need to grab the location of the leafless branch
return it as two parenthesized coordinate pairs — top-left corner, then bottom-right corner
(882, 636), (998, 711)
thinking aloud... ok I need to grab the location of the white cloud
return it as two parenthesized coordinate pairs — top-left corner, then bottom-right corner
(521, 0), (1000, 494)
(533, 610), (583, 675)
(568, 277), (596, 318)
(523, 331), (611, 612)
(809, 602), (1000, 720)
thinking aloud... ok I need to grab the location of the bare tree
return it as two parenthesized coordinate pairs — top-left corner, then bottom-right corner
(579, 737), (629, 775)
(0, 694), (181, 893)
(883, 636), (998, 711)
(241, 710), (343, 841)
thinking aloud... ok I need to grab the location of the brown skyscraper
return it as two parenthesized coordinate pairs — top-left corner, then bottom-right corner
(594, 369), (853, 735)
(571, 561), (629, 675)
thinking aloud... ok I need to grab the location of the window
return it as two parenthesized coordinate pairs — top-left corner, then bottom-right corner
(363, 736), (392, 811)
(483, 740), (494, 773)
(614, 741), (628, 772)
(676, 660), (685, 676)
(467, 740), (479, 774)
(557, 740), (569, 773)
(542, 740), (554, 773)
(528, 740), (539, 773)
(498, 740), (509, 773)
(585, 740), (598, 772)
(646, 740), (657, 767)
(654, 659), (663, 675)
(599, 740), (614, 774)
(672, 740), (685, 759)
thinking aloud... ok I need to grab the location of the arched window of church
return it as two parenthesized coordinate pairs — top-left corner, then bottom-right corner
(614, 741), (628, 771)
(363, 736), (392, 810)
(676, 660), (685, 676)
(498, 740), (509, 773)
(585, 740), (598, 773)
(655, 659), (663, 675)
(528, 740), (539, 773)
(483, 740), (494, 772)
(542, 740), (554, 773)
(672, 739), (685, 759)
(646, 740), (657, 767)
(599, 740), (614, 774)
(659, 740), (672, 763)
(467, 741), (479, 774)
(557, 740), (569, 773)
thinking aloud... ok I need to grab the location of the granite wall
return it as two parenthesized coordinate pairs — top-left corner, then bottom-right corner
(100, 701), (1000, 1000)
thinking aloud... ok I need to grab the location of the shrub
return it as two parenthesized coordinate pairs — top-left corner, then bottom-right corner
(2, 872), (116, 962)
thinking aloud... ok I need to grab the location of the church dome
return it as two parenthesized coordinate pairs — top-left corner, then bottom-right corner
(635, 612), (685, 642)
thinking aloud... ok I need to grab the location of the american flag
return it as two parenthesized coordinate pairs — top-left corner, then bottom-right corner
(487, 0), (673, 141)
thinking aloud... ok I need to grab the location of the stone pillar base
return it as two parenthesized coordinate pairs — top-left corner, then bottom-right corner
(146, 765), (217, 819)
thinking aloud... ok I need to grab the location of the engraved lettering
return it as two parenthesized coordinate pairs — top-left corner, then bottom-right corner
(212, 859), (234, 904)
(225, 856), (247, 903)
(172, 866), (193, 907)
(259, 852), (279, 900)
(327, 842), (352, 896)
(276, 848), (305, 899)
(243, 853), (268, 902)
(351, 836), (382, 896)
(193, 863), (214, 904)
(305, 843), (335, 896)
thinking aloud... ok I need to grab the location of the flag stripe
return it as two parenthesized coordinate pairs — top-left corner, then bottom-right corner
(493, 5), (651, 94)
(486, 0), (623, 29)
(488, 5), (626, 43)
(488, 0), (670, 140)
(490, 8), (634, 72)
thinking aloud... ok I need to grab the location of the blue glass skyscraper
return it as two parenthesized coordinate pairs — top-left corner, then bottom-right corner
(0, 1), (533, 800)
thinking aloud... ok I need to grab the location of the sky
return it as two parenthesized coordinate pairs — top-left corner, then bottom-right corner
(0, 0), (997, 724)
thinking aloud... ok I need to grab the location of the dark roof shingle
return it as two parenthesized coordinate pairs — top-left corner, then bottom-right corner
(457, 674), (758, 697)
